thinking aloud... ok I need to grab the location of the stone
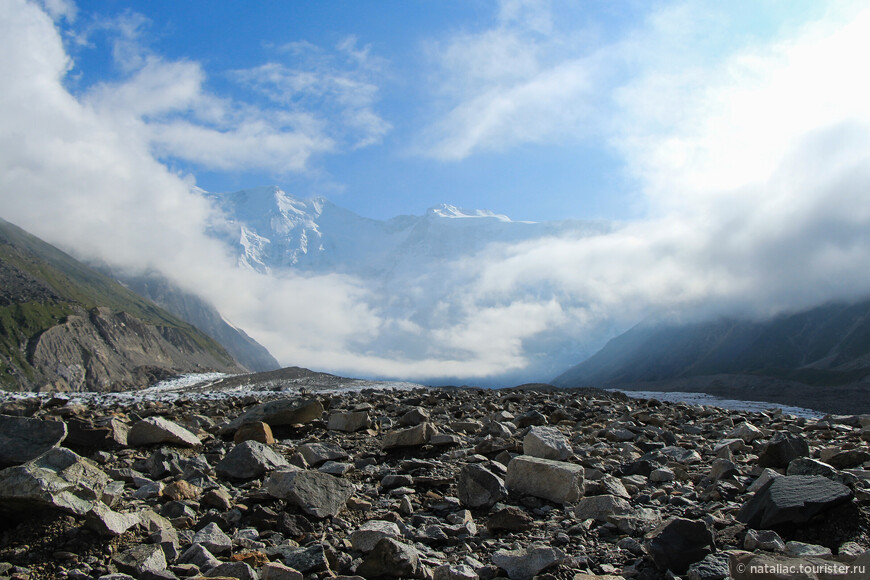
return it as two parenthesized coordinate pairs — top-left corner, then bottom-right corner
(261, 562), (304, 580)
(65, 417), (129, 449)
(826, 449), (870, 469)
(491, 544), (565, 580)
(505, 456), (584, 504)
(382, 422), (436, 449)
(328, 411), (371, 433)
(398, 407), (430, 426)
(113, 544), (167, 576)
(433, 564), (478, 580)
(487, 506), (534, 532)
(204, 561), (258, 580)
(265, 468), (356, 518)
(786, 457), (857, 487)
(177, 543), (220, 572)
(644, 517), (715, 574)
(357, 538), (428, 579)
(727, 422), (763, 443)
(163, 480), (201, 501)
(744, 529), (786, 552)
(87, 502), (141, 536)
(685, 553), (729, 580)
(201, 487), (234, 510)
(276, 543), (330, 574)
(216, 440), (289, 480)
(350, 520), (402, 552)
(757, 432), (809, 468)
(0, 415), (67, 466)
(225, 398), (324, 431)
(737, 475), (853, 529)
(785, 541), (832, 558)
(128, 417), (201, 448)
(233, 421), (275, 445)
(573, 494), (631, 522)
(523, 426), (572, 461)
(457, 463), (507, 508)
(297, 442), (348, 466)
(747, 468), (782, 493)
(192, 522), (233, 555)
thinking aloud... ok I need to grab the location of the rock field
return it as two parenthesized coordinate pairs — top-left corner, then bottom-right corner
(0, 386), (868, 580)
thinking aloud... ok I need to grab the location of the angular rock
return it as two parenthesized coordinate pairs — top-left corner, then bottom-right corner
(737, 475), (853, 529)
(192, 522), (233, 555)
(457, 463), (507, 509)
(265, 468), (355, 518)
(298, 442), (348, 466)
(685, 553), (729, 580)
(216, 440), (289, 480)
(826, 449), (870, 469)
(748, 468), (782, 493)
(357, 538), (428, 579)
(491, 544), (565, 580)
(225, 398), (324, 432)
(113, 544), (167, 576)
(573, 494), (631, 522)
(434, 564), (477, 580)
(727, 422), (763, 443)
(177, 543), (220, 572)
(398, 407), (430, 426)
(487, 506), (534, 532)
(65, 417), (128, 449)
(523, 426), (571, 461)
(233, 421), (275, 445)
(261, 562), (304, 580)
(276, 543), (330, 574)
(0, 415), (67, 466)
(645, 517), (715, 574)
(163, 480), (201, 501)
(505, 456), (584, 504)
(785, 541), (832, 558)
(350, 520), (402, 553)
(128, 417), (201, 448)
(744, 529), (786, 552)
(328, 411), (371, 433)
(204, 561), (257, 579)
(382, 422), (436, 449)
(757, 432), (809, 469)
(787, 457), (857, 487)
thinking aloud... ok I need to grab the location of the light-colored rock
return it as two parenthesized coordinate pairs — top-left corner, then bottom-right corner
(505, 456), (584, 504)
(216, 440), (289, 480)
(266, 468), (356, 518)
(127, 416), (201, 447)
(727, 422), (763, 443)
(350, 519), (401, 552)
(434, 563), (478, 580)
(573, 494), (631, 522)
(112, 544), (167, 576)
(748, 468), (782, 493)
(298, 442), (348, 466)
(523, 426), (571, 461)
(492, 544), (565, 580)
(382, 422), (436, 449)
(261, 562), (304, 580)
(327, 411), (370, 432)
(193, 522), (233, 555)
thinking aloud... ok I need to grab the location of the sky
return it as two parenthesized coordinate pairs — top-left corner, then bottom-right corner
(2, 0), (870, 383)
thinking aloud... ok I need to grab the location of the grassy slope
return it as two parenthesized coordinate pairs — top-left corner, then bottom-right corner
(0, 217), (236, 387)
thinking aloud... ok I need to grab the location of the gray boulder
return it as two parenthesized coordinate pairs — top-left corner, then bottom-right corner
(573, 494), (631, 522)
(127, 417), (201, 448)
(382, 422), (436, 449)
(357, 538), (428, 579)
(757, 432), (809, 468)
(266, 468), (355, 518)
(215, 440), (289, 480)
(351, 519), (402, 552)
(192, 522), (232, 555)
(457, 463), (507, 508)
(327, 411), (370, 433)
(204, 561), (257, 579)
(225, 398), (324, 432)
(491, 544), (565, 580)
(523, 426), (571, 461)
(505, 456), (584, 504)
(0, 415), (67, 466)
(297, 442), (348, 466)
(737, 475), (853, 529)
(112, 544), (167, 576)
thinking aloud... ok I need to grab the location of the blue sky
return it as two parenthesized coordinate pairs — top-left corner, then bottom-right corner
(4, 0), (870, 381)
(54, 0), (823, 222)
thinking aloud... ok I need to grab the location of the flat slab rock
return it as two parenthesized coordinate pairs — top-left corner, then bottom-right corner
(0, 415), (67, 466)
(505, 455), (584, 504)
(737, 475), (853, 529)
(127, 416), (201, 447)
(265, 468), (356, 518)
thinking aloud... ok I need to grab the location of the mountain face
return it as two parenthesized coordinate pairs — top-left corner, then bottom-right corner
(206, 186), (610, 278)
(119, 273), (280, 372)
(0, 217), (244, 392)
(552, 300), (870, 410)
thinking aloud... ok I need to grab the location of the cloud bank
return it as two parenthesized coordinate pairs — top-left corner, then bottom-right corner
(3, 0), (870, 384)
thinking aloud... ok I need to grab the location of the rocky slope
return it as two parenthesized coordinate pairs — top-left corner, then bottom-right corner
(554, 301), (870, 414)
(0, 217), (244, 392)
(0, 382), (867, 579)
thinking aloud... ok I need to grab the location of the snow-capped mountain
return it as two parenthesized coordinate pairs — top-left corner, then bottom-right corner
(207, 186), (609, 279)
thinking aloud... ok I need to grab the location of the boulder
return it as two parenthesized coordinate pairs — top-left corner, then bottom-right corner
(297, 442), (348, 466)
(112, 544), (167, 576)
(327, 411), (371, 433)
(357, 538), (428, 579)
(127, 417), (201, 448)
(350, 520), (402, 552)
(457, 463), (507, 509)
(757, 432), (809, 468)
(491, 544), (565, 580)
(644, 517), (716, 574)
(737, 475), (853, 529)
(192, 522), (233, 555)
(233, 421), (275, 445)
(261, 562), (304, 580)
(487, 506), (535, 532)
(204, 561), (258, 580)
(265, 468), (356, 518)
(225, 398), (324, 432)
(177, 543), (220, 572)
(573, 494), (631, 522)
(382, 422), (436, 449)
(275, 543), (330, 574)
(434, 563), (478, 580)
(0, 415), (67, 466)
(505, 456), (584, 504)
(523, 426), (572, 461)
(216, 440), (289, 480)
(727, 422), (763, 443)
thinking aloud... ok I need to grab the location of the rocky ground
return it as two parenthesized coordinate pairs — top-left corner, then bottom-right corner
(0, 385), (868, 580)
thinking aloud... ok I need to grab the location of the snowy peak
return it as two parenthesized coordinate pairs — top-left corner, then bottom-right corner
(426, 203), (513, 222)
